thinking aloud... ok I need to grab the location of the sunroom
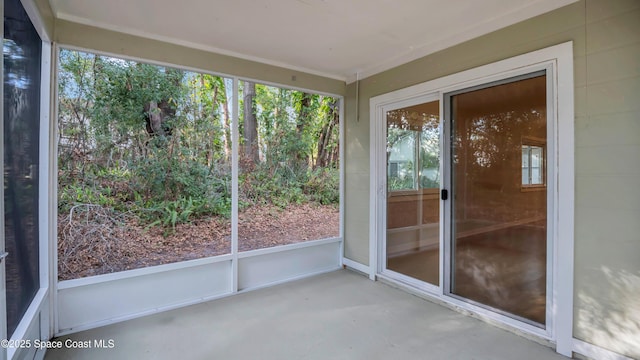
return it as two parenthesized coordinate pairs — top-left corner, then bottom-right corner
(2, 0), (639, 359)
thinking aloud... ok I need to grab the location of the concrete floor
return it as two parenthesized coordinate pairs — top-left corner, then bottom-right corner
(45, 270), (567, 360)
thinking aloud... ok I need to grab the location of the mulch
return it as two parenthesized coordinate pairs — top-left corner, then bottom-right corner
(57, 203), (339, 280)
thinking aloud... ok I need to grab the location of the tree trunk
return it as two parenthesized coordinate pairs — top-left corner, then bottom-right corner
(143, 99), (176, 139)
(219, 83), (232, 161)
(296, 93), (313, 167)
(144, 101), (165, 136)
(209, 82), (220, 166)
(143, 69), (181, 140)
(243, 81), (259, 163)
(316, 98), (339, 168)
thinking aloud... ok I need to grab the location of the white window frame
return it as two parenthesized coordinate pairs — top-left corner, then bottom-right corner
(521, 134), (547, 189)
(370, 42), (574, 356)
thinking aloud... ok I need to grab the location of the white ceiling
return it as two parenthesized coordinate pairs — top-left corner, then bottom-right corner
(49, 0), (577, 82)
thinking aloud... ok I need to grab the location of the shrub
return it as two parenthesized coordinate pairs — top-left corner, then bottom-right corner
(241, 163), (339, 208)
(304, 167), (339, 205)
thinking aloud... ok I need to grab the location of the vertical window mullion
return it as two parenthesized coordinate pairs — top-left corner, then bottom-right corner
(528, 147), (533, 185)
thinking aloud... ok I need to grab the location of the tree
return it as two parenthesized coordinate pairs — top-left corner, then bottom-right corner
(316, 97), (339, 169)
(242, 81), (259, 164)
(57, 48), (341, 229)
(57, 50), (97, 180)
(295, 92), (313, 166)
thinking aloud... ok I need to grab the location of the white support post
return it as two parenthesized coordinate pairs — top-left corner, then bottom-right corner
(231, 78), (239, 293)
(554, 42), (575, 358)
(339, 97), (345, 266)
(38, 39), (52, 344)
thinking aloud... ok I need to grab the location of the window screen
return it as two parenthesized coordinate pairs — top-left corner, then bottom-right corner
(4, 0), (42, 337)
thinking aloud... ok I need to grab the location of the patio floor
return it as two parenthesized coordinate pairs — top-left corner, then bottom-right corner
(45, 269), (567, 360)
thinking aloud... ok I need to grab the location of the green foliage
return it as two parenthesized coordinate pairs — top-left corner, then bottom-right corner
(237, 83), (340, 208)
(59, 184), (116, 212)
(388, 176), (415, 191)
(58, 49), (339, 231)
(241, 165), (339, 208)
(145, 196), (230, 232)
(303, 167), (340, 205)
(133, 149), (231, 216)
(241, 164), (305, 208)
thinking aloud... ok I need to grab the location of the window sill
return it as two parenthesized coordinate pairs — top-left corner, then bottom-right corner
(521, 185), (546, 192)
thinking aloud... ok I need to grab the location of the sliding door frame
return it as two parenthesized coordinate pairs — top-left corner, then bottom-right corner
(370, 42), (574, 356)
(376, 93), (442, 295)
(442, 67), (554, 330)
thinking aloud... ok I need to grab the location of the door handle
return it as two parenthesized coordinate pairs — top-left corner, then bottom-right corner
(441, 189), (448, 200)
(0, 252), (8, 263)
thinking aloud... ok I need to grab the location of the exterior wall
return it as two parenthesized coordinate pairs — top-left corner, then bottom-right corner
(343, 0), (640, 357)
(52, 20), (345, 97)
(573, 1), (640, 358)
(344, 83), (369, 264)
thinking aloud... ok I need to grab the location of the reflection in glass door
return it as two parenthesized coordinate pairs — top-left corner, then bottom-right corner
(448, 73), (547, 325)
(385, 100), (440, 286)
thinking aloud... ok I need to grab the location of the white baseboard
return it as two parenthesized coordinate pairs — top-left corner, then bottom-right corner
(573, 338), (634, 360)
(342, 258), (370, 275)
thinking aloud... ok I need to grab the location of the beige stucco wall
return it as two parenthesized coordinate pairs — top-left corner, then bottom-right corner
(343, 0), (639, 357)
(52, 20), (345, 97)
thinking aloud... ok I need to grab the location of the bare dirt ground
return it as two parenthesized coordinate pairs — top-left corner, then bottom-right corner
(57, 203), (339, 280)
(238, 203), (339, 251)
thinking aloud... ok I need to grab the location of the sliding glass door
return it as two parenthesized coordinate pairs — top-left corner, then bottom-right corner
(446, 73), (548, 325)
(379, 72), (550, 327)
(384, 100), (440, 287)
(373, 45), (572, 346)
